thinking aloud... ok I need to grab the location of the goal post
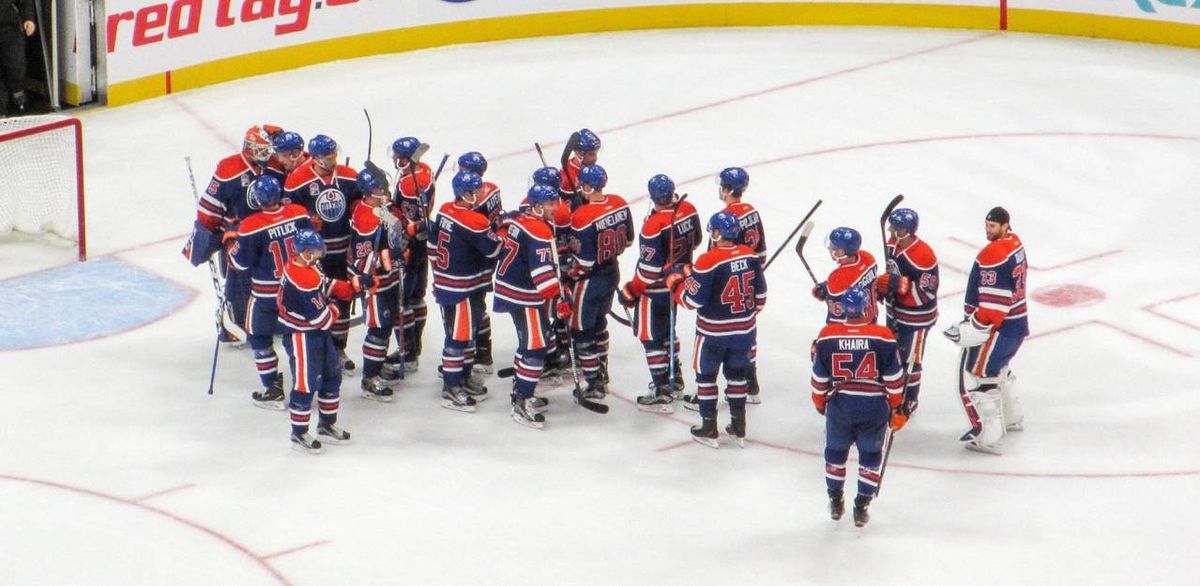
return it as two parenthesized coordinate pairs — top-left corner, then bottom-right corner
(0, 115), (87, 261)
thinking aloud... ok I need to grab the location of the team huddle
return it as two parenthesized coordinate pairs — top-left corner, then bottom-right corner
(182, 125), (1030, 527)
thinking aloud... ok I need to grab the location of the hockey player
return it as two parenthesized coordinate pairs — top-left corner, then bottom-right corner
(618, 174), (702, 412)
(559, 128), (601, 210)
(566, 164), (634, 401)
(428, 171), (504, 412)
(283, 134), (362, 372)
(523, 166), (574, 379)
(265, 131), (309, 183)
(348, 165), (407, 403)
(714, 167), (768, 404)
(188, 125), (276, 340)
(666, 211), (767, 449)
(277, 229), (363, 454)
(391, 136), (434, 373)
(878, 208), (939, 420)
(811, 285), (905, 527)
(493, 183), (574, 428)
(944, 206), (1028, 455)
(458, 151), (504, 373)
(229, 175), (315, 409)
(812, 227), (879, 324)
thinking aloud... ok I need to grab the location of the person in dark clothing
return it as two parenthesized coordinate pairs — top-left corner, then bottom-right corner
(1, 0), (36, 117)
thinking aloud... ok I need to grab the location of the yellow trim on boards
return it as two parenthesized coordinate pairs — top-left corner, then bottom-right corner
(104, 2), (1198, 106)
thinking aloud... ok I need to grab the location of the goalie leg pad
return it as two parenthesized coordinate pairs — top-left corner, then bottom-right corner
(999, 368), (1023, 431)
(966, 386), (1005, 450)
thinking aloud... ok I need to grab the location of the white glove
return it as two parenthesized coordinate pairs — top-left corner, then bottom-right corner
(944, 318), (990, 348)
(372, 205), (402, 229)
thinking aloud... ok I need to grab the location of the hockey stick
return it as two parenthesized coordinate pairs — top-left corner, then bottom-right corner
(548, 237), (609, 414)
(534, 142), (550, 168)
(186, 156), (226, 395)
(363, 109), (373, 162)
(763, 199), (823, 271)
(794, 222), (820, 285)
(879, 194), (905, 329)
(664, 193), (689, 396)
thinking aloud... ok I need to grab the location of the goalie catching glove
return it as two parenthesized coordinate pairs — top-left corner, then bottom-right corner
(944, 316), (991, 348)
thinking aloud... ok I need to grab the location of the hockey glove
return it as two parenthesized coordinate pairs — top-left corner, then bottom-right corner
(373, 205), (403, 229)
(221, 229), (239, 251)
(944, 317), (990, 348)
(811, 282), (829, 301)
(555, 299), (573, 321)
(351, 273), (375, 293)
(566, 261), (588, 282)
(812, 392), (827, 415)
(890, 411), (909, 431)
(618, 281), (641, 309)
(405, 219), (430, 241)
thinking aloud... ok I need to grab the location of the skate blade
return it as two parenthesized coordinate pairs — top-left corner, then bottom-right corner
(746, 395), (762, 405)
(731, 435), (745, 448)
(473, 364), (495, 375)
(1006, 422), (1024, 432)
(682, 402), (700, 413)
(252, 400), (287, 412)
(467, 392), (490, 403)
(511, 412), (546, 430)
(636, 403), (674, 414)
(317, 432), (352, 445)
(964, 441), (1003, 455)
(291, 442), (323, 454)
(692, 436), (719, 450)
(360, 391), (395, 403)
(441, 400), (477, 413)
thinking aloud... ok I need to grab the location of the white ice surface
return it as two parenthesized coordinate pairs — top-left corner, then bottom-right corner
(1, 26), (1199, 586)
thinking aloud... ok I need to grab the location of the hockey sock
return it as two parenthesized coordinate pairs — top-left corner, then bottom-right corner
(642, 340), (670, 387)
(441, 345), (466, 387)
(362, 331), (389, 378)
(289, 391), (313, 437)
(317, 392), (339, 426)
(824, 448), (850, 493)
(857, 451), (882, 499)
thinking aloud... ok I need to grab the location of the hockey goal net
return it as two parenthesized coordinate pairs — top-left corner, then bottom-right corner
(0, 115), (86, 261)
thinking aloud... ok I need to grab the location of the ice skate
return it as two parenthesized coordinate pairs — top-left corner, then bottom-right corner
(441, 385), (478, 413)
(251, 374), (286, 411)
(317, 423), (351, 444)
(725, 412), (746, 448)
(360, 377), (395, 403)
(291, 433), (323, 454)
(853, 495), (871, 527)
(636, 383), (674, 414)
(829, 490), (845, 521)
(339, 350), (356, 375)
(691, 414), (719, 449)
(511, 393), (546, 429)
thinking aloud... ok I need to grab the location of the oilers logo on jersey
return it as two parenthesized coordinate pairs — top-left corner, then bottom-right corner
(315, 189), (348, 223)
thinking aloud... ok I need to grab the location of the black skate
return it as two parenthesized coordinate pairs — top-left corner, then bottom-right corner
(317, 423), (351, 444)
(291, 433), (323, 454)
(636, 383), (675, 414)
(360, 377), (395, 403)
(511, 393), (546, 430)
(853, 495), (871, 527)
(670, 361), (686, 399)
(691, 414), (719, 449)
(339, 350), (356, 375)
(529, 395), (549, 412)
(251, 374), (286, 411)
(746, 370), (762, 405)
(829, 490), (845, 521)
(725, 411), (746, 448)
(378, 365), (403, 383)
(441, 385), (477, 413)
(474, 346), (494, 374)
(681, 394), (701, 412)
(581, 378), (607, 402)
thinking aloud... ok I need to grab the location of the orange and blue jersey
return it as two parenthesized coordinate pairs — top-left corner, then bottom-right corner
(394, 161), (433, 265)
(677, 244), (767, 349)
(825, 250), (879, 324)
(713, 201), (766, 264)
(570, 194), (634, 280)
(965, 232), (1028, 337)
(276, 262), (355, 334)
(347, 201), (401, 293)
(493, 214), (561, 312)
(428, 202), (504, 305)
(229, 203), (314, 300)
(264, 151), (310, 184)
(559, 156), (586, 210)
(630, 200), (702, 299)
(884, 236), (939, 328)
(283, 159), (361, 257)
(197, 152), (266, 231)
(811, 322), (904, 405)
(474, 182), (504, 227)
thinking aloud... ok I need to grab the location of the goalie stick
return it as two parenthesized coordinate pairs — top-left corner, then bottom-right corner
(185, 155), (234, 395)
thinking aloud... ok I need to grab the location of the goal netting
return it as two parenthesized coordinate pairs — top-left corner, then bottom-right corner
(0, 115), (86, 260)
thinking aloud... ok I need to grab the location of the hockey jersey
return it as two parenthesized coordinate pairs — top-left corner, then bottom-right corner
(570, 194), (634, 281)
(677, 244), (767, 349)
(395, 161), (434, 265)
(811, 322), (905, 405)
(474, 182), (505, 227)
(347, 201), (401, 293)
(229, 204), (315, 300)
(264, 152), (310, 184)
(283, 159), (361, 257)
(197, 152), (268, 231)
(965, 232), (1028, 337)
(630, 200), (702, 299)
(824, 250), (879, 324)
(493, 214), (562, 312)
(276, 261), (355, 334)
(883, 236), (939, 328)
(711, 201), (767, 264)
(558, 156), (586, 210)
(428, 202), (504, 305)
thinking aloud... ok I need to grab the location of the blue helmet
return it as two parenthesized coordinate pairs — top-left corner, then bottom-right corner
(826, 227), (862, 255)
(647, 174), (676, 205)
(458, 151), (488, 175)
(452, 171), (483, 198)
(526, 183), (559, 207)
(294, 228), (325, 256)
(357, 167), (386, 195)
(272, 131), (304, 153)
(308, 134), (338, 158)
(842, 285), (869, 318)
(889, 208), (919, 235)
(532, 166), (561, 188)
(391, 136), (421, 159)
(249, 175), (282, 209)
(718, 167), (750, 193)
(707, 211), (740, 241)
(576, 128), (601, 152)
(578, 165), (607, 190)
